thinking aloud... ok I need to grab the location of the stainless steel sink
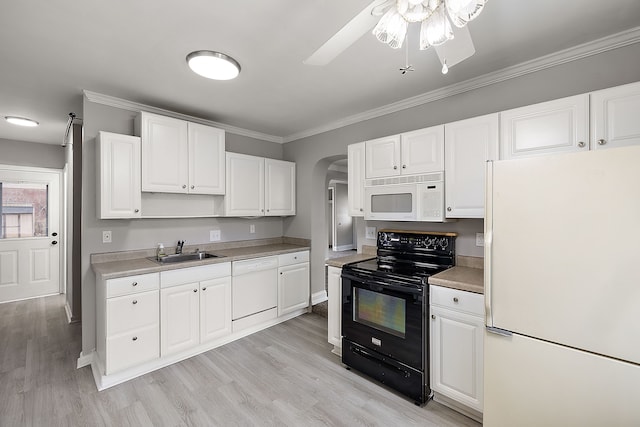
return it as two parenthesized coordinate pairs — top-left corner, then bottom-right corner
(149, 252), (224, 264)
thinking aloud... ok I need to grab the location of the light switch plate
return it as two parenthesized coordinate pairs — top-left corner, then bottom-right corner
(249, 224), (255, 234)
(102, 230), (112, 243)
(365, 226), (377, 240)
(476, 233), (484, 247)
(209, 230), (221, 242)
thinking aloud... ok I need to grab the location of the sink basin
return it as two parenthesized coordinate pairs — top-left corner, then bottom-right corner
(150, 252), (224, 264)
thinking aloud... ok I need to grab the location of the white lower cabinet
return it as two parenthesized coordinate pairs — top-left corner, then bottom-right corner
(326, 265), (342, 355)
(160, 263), (232, 357)
(430, 285), (484, 414)
(277, 251), (310, 317)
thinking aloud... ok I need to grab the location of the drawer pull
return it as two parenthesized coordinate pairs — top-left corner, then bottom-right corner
(132, 336), (138, 341)
(193, 289), (198, 293)
(453, 297), (459, 303)
(202, 287), (207, 291)
(132, 300), (138, 305)
(132, 282), (138, 287)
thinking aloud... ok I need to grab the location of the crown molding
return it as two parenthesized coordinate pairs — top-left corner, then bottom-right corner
(283, 26), (640, 143)
(82, 91), (284, 144)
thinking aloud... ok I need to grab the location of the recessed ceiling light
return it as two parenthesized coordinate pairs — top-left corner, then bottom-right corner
(5, 116), (39, 127)
(186, 51), (241, 80)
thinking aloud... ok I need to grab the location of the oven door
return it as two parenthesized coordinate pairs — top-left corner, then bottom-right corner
(341, 271), (425, 369)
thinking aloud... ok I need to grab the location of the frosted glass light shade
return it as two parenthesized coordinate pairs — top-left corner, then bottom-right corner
(446, 0), (485, 28)
(372, 8), (409, 49)
(397, 0), (441, 23)
(186, 51), (241, 80)
(5, 116), (38, 127)
(419, 4), (453, 49)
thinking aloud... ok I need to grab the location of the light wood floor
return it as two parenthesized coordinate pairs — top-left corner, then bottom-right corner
(0, 295), (480, 426)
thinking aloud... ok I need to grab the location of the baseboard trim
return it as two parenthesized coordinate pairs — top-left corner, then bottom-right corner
(312, 290), (328, 305)
(77, 351), (94, 369)
(64, 301), (80, 324)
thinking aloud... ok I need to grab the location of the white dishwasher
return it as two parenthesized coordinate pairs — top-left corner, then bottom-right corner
(232, 256), (278, 320)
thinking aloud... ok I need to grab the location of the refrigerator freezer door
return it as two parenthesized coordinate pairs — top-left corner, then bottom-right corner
(486, 146), (640, 365)
(484, 332), (640, 426)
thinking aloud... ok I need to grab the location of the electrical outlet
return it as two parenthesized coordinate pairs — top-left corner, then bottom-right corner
(209, 230), (221, 242)
(102, 230), (112, 243)
(250, 224), (255, 234)
(365, 226), (377, 239)
(476, 233), (484, 247)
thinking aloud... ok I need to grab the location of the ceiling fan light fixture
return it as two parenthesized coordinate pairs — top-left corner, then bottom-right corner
(397, 0), (439, 23)
(5, 116), (39, 127)
(186, 51), (241, 80)
(446, 0), (486, 28)
(372, 8), (409, 49)
(419, 4), (453, 49)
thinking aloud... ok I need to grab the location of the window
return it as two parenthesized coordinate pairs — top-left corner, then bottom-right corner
(0, 182), (49, 238)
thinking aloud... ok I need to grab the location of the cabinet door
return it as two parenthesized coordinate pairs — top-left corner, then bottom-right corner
(347, 142), (365, 217)
(187, 122), (225, 194)
(365, 135), (401, 178)
(445, 114), (498, 218)
(225, 153), (264, 216)
(200, 277), (232, 344)
(327, 266), (342, 353)
(265, 159), (296, 216)
(500, 94), (589, 159)
(161, 282), (200, 357)
(591, 81), (640, 150)
(277, 262), (309, 317)
(401, 125), (444, 175)
(140, 112), (189, 193)
(97, 132), (141, 219)
(430, 305), (484, 412)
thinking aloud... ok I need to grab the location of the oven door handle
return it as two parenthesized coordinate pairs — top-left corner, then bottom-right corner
(341, 272), (423, 296)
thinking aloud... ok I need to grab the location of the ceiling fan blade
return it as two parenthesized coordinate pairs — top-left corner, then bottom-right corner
(434, 25), (476, 68)
(304, 0), (393, 66)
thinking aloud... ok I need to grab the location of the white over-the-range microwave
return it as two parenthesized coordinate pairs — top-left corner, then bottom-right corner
(364, 172), (445, 222)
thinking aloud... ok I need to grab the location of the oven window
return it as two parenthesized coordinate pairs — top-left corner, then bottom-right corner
(354, 288), (406, 338)
(370, 193), (412, 213)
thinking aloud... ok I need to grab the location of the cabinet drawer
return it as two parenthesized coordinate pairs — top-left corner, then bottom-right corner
(106, 273), (159, 298)
(106, 324), (159, 374)
(233, 256), (278, 275)
(107, 290), (159, 337)
(430, 285), (484, 316)
(161, 262), (231, 288)
(278, 250), (309, 267)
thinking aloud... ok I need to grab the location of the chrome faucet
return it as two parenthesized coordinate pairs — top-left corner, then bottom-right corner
(176, 240), (185, 254)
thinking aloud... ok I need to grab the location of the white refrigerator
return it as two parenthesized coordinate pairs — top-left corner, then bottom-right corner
(484, 145), (640, 426)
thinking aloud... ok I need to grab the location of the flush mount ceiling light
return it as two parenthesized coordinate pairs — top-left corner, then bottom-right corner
(5, 116), (39, 127)
(186, 51), (241, 80)
(373, 0), (485, 50)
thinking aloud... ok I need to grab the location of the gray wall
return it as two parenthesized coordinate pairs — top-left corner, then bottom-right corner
(0, 137), (65, 169)
(283, 42), (640, 297)
(80, 101), (285, 354)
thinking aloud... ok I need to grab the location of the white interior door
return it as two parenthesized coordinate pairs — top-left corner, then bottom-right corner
(0, 167), (61, 303)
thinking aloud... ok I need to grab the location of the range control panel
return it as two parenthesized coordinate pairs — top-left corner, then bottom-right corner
(378, 231), (456, 254)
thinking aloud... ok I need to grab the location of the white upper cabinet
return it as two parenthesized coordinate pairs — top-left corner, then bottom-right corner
(136, 112), (225, 195)
(265, 158), (296, 216)
(97, 132), (142, 219)
(365, 135), (401, 178)
(225, 152), (265, 216)
(500, 94), (589, 159)
(225, 152), (295, 217)
(187, 122), (225, 194)
(591, 81), (640, 150)
(347, 142), (365, 216)
(444, 114), (498, 218)
(365, 125), (444, 178)
(401, 126), (445, 175)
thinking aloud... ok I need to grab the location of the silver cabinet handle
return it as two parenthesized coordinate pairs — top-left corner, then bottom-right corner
(182, 184), (187, 189)
(202, 287), (206, 291)
(134, 209), (139, 213)
(132, 300), (137, 305)
(132, 282), (138, 287)
(402, 165), (406, 169)
(132, 336), (138, 341)
(453, 297), (459, 303)
(193, 289), (198, 293)
(431, 314), (436, 320)
(577, 141), (586, 148)
(447, 207), (452, 212)
(191, 185), (195, 189)
(360, 208), (363, 212)
(598, 139), (606, 145)
(393, 165), (398, 170)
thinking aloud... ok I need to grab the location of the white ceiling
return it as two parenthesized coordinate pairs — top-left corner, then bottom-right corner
(2, 0), (640, 146)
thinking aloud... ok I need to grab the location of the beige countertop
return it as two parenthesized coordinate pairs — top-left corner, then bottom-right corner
(428, 266), (484, 294)
(93, 242), (310, 281)
(325, 245), (377, 268)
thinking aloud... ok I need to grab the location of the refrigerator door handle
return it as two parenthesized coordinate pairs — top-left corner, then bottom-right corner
(484, 160), (494, 327)
(486, 326), (512, 337)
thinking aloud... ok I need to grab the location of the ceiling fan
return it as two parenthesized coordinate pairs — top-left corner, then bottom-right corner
(304, 0), (486, 71)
